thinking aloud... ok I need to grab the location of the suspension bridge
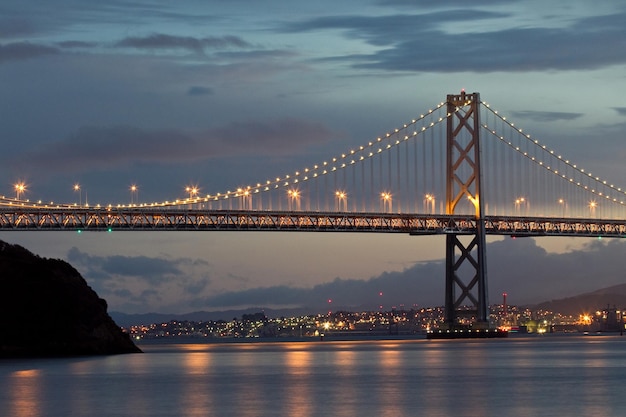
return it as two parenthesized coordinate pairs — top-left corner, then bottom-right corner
(2, 91), (625, 330)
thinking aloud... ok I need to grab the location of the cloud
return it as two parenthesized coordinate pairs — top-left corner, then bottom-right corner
(115, 34), (253, 54)
(67, 247), (208, 284)
(379, 0), (520, 5)
(187, 86), (214, 96)
(279, 10), (626, 73)
(175, 237), (626, 312)
(511, 111), (584, 123)
(613, 108), (626, 117)
(9, 120), (338, 174)
(57, 40), (97, 49)
(0, 41), (59, 63)
(0, 18), (38, 38)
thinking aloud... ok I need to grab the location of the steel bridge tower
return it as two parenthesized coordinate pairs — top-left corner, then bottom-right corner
(444, 91), (490, 329)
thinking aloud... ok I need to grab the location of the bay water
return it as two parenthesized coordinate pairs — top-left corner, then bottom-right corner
(2, 334), (626, 417)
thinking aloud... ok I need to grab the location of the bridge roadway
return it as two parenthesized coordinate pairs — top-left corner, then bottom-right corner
(0, 207), (625, 237)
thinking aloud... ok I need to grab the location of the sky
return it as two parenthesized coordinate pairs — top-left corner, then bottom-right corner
(2, 0), (626, 315)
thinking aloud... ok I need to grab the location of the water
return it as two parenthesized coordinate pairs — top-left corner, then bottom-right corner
(2, 334), (626, 417)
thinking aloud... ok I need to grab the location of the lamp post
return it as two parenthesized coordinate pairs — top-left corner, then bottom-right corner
(186, 186), (199, 199)
(74, 184), (82, 206)
(589, 200), (597, 218)
(15, 182), (26, 200)
(130, 184), (138, 205)
(381, 192), (392, 213)
(240, 189), (251, 210)
(515, 197), (528, 215)
(424, 194), (435, 214)
(288, 189), (301, 211)
(335, 190), (347, 211)
(558, 198), (567, 217)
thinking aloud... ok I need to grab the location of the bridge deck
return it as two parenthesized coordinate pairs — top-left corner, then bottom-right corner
(0, 208), (624, 237)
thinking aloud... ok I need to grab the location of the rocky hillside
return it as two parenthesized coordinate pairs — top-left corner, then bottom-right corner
(0, 240), (141, 357)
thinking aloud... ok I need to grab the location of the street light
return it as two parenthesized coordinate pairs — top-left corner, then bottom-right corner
(335, 190), (347, 211)
(589, 200), (597, 217)
(558, 198), (567, 217)
(424, 194), (435, 214)
(514, 197), (527, 215)
(185, 186), (199, 199)
(130, 184), (138, 205)
(287, 189), (301, 211)
(380, 192), (392, 213)
(74, 183), (82, 206)
(239, 188), (251, 210)
(185, 185), (199, 209)
(14, 182), (26, 200)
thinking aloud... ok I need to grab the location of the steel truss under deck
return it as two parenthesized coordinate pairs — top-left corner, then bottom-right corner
(0, 207), (624, 237)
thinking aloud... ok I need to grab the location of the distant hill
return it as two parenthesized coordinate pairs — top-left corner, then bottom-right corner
(532, 283), (626, 316)
(0, 240), (141, 357)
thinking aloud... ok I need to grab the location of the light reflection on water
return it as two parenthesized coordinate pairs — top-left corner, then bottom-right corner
(9, 368), (41, 417)
(1, 335), (626, 417)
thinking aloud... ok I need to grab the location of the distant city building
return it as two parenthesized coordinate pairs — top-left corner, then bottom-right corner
(122, 304), (626, 340)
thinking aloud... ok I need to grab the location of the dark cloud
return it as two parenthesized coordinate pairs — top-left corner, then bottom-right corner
(0, 18), (37, 38)
(9, 120), (338, 174)
(280, 10), (626, 72)
(0, 41), (59, 63)
(184, 237), (626, 311)
(115, 34), (253, 54)
(67, 247), (207, 285)
(187, 86), (214, 96)
(613, 108), (626, 117)
(280, 11), (505, 46)
(57, 40), (97, 49)
(512, 111), (584, 123)
(191, 257), (440, 310)
(379, 0), (517, 5)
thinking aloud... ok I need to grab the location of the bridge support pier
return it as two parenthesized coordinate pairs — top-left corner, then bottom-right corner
(444, 91), (490, 330)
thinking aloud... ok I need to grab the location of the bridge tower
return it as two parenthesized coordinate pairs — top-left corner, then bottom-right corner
(444, 91), (490, 329)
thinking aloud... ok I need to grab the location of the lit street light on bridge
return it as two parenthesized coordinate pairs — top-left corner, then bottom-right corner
(424, 194), (435, 214)
(558, 198), (567, 217)
(335, 190), (347, 211)
(514, 197), (528, 215)
(589, 200), (597, 217)
(185, 186), (199, 199)
(380, 192), (392, 213)
(238, 188), (252, 210)
(73, 183), (82, 206)
(185, 185), (199, 209)
(14, 182), (26, 200)
(288, 189), (301, 211)
(130, 184), (138, 205)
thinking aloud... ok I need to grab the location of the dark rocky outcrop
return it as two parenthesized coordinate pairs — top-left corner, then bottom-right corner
(0, 240), (141, 357)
